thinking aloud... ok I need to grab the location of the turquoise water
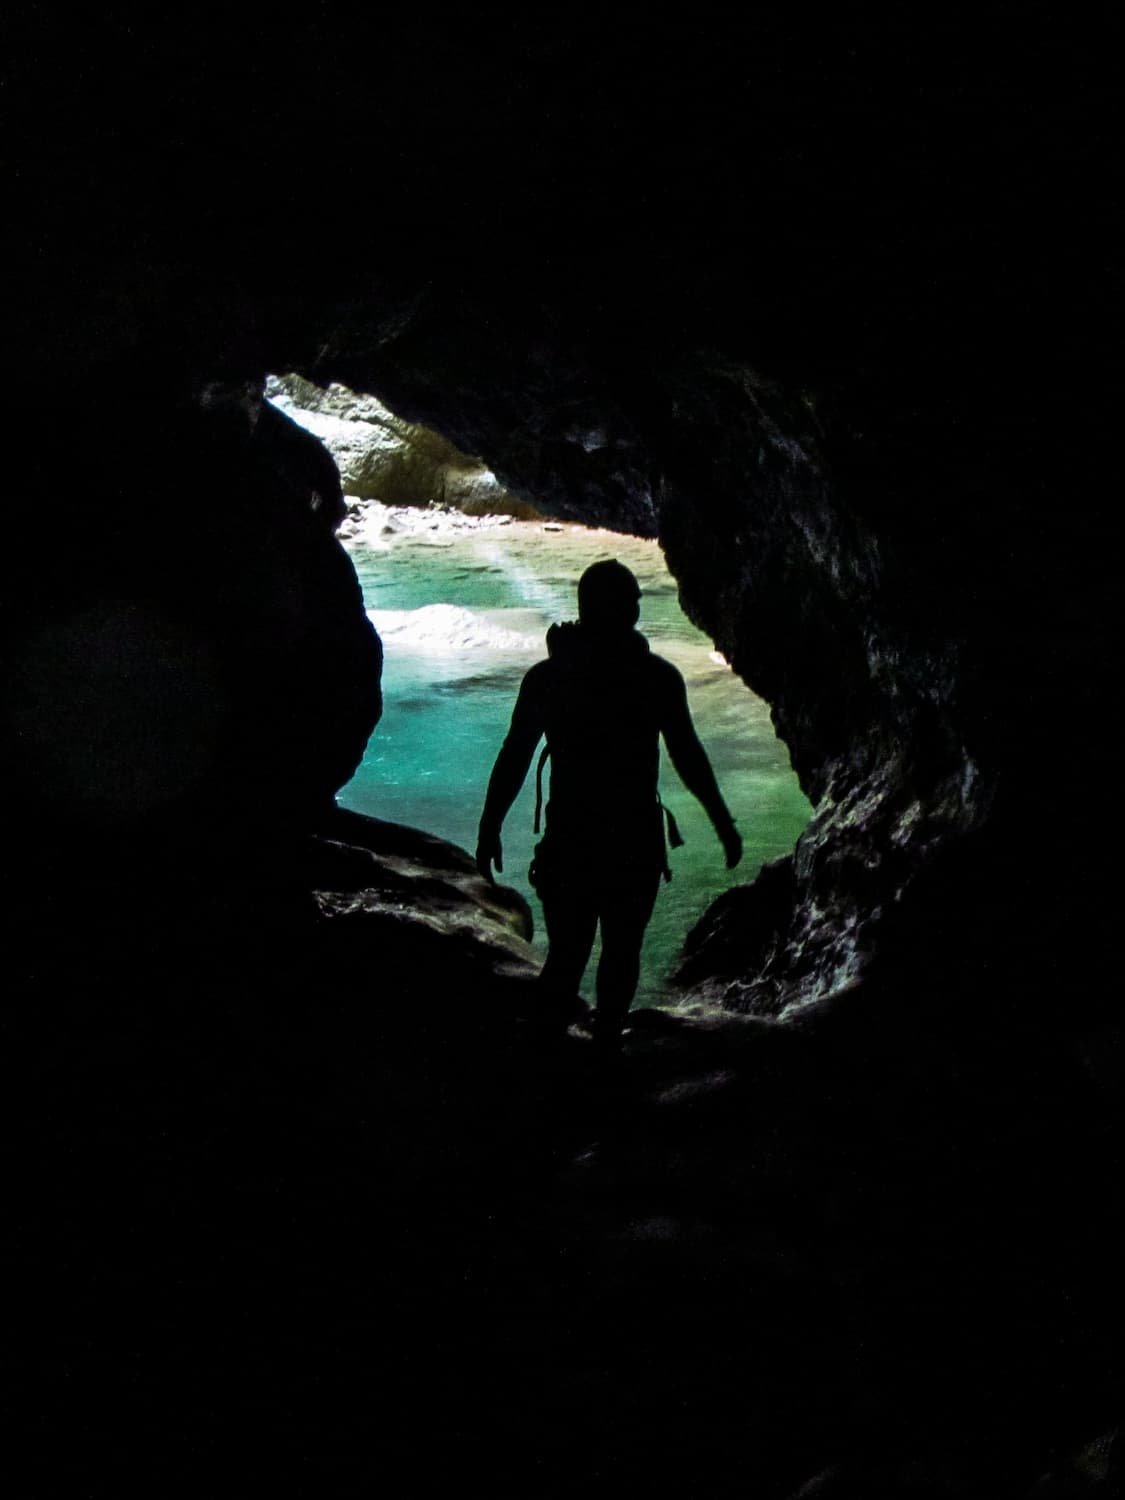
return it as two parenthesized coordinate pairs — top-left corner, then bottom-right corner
(340, 520), (813, 1005)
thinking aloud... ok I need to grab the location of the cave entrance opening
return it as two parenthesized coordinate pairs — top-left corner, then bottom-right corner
(269, 374), (813, 1006)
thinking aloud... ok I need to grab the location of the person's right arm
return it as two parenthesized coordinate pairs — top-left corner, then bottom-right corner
(476, 666), (548, 881)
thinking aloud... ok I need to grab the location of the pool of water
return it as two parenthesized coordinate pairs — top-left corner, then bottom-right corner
(340, 517), (813, 1005)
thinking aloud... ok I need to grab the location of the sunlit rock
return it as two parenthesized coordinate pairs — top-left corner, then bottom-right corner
(267, 372), (538, 516)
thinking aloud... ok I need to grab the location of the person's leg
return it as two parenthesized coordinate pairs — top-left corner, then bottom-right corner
(594, 872), (661, 1048)
(538, 885), (599, 1024)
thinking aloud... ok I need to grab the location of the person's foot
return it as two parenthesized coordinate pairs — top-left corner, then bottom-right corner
(591, 1016), (624, 1057)
(537, 989), (589, 1031)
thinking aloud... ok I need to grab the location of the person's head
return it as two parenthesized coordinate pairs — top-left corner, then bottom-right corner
(577, 559), (641, 634)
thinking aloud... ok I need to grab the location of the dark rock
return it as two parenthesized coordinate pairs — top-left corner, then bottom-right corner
(309, 806), (535, 949)
(3, 383), (383, 853)
(2, 14), (1115, 1495)
(674, 855), (799, 1011)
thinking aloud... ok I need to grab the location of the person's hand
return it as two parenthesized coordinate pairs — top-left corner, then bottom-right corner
(717, 819), (742, 870)
(476, 828), (503, 882)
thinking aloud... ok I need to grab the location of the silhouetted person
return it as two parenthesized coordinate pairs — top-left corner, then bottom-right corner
(477, 559), (742, 1052)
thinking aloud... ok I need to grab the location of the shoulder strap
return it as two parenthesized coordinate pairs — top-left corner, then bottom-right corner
(533, 745), (551, 833)
(657, 794), (685, 883)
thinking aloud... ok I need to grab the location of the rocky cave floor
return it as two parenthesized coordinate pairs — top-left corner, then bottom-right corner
(4, 818), (1119, 1498)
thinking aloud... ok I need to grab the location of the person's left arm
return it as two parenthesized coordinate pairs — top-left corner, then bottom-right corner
(659, 663), (742, 869)
(476, 666), (547, 881)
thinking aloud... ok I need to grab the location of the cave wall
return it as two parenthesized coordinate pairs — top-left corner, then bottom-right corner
(286, 297), (1062, 1021)
(3, 17), (1119, 1494)
(3, 14), (1113, 1028)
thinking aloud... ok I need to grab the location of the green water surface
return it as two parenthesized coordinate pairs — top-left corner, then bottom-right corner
(340, 521), (812, 1005)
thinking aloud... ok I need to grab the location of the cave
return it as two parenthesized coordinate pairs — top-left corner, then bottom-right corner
(267, 373), (814, 1007)
(3, 16), (1117, 1498)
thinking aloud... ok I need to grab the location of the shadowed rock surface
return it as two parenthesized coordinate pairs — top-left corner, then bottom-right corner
(2, 14), (1118, 1497)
